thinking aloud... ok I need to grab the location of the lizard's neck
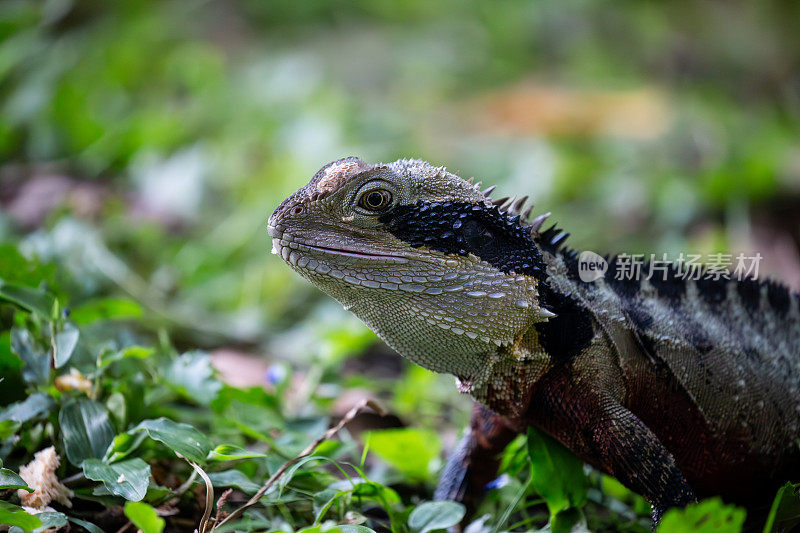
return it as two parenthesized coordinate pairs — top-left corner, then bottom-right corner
(310, 252), (546, 378)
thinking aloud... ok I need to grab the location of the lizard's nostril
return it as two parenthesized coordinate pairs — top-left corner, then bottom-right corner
(291, 206), (303, 216)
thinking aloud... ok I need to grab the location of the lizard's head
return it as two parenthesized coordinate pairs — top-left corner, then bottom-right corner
(268, 157), (552, 378)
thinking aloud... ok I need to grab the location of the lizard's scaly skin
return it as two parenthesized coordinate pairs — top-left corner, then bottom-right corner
(269, 157), (800, 524)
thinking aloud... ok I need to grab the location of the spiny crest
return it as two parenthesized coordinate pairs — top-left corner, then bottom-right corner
(475, 182), (558, 243)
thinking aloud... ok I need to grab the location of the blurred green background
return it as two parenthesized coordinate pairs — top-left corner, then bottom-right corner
(4, 0), (800, 348)
(0, 1), (799, 529)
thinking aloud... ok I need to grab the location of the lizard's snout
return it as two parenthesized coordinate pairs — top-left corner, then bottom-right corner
(267, 210), (283, 240)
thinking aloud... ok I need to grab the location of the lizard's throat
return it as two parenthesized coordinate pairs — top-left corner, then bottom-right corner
(299, 256), (543, 377)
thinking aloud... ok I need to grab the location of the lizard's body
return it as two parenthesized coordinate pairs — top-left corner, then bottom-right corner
(268, 157), (800, 524)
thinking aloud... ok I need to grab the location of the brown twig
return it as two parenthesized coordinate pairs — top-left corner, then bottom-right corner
(214, 488), (233, 524)
(212, 398), (385, 531)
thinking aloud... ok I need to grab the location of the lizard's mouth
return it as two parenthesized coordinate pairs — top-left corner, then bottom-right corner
(271, 231), (409, 265)
(294, 241), (409, 262)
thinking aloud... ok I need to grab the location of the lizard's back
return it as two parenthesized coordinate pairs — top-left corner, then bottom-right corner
(565, 263), (800, 502)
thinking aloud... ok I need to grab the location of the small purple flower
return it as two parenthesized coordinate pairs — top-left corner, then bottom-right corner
(484, 474), (510, 492)
(265, 364), (287, 385)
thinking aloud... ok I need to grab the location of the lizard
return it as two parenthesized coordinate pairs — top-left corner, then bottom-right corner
(267, 156), (800, 527)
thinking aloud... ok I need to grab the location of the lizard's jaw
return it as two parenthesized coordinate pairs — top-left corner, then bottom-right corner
(271, 228), (542, 360)
(269, 227), (410, 271)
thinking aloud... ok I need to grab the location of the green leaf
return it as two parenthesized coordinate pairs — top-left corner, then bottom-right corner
(657, 498), (745, 533)
(106, 391), (127, 429)
(0, 468), (33, 492)
(364, 428), (441, 482)
(59, 399), (116, 466)
(83, 458), (150, 501)
(104, 431), (147, 463)
(550, 507), (587, 533)
(763, 483), (800, 533)
(98, 345), (154, 370)
(206, 469), (260, 494)
(0, 393), (55, 424)
(131, 418), (212, 463)
(208, 444), (266, 461)
(213, 518), (274, 532)
(67, 517), (106, 533)
(124, 501), (164, 533)
(0, 419), (21, 439)
(163, 351), (222, 405)
(0, 246), (54, 288)
(349, 480), (401, 506)
(30, 511), (67, 532)
(11, 328), (50, 385)
(222, 399), (284, 441)
(0, 280), (55, 319)
(313, 487), (343, 524)
(337, 526), (377, 533)
(408, 501), (466, 533)
(54, 325), (79, 368)
(0, 467), (31, 491)
(0, 330), (23, 376)
(276, 456), (343, 497)
(0, 501), (42, 531)
(70, 297), (142, 325)
(526, 426), (589, 515)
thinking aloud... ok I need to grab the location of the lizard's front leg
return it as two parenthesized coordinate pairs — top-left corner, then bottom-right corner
(591, 397), (697, 523)
(434, 403), (520, 512)
(531, 382), (697, 526)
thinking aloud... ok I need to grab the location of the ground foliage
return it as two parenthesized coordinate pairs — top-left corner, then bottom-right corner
(2, 1), (800, 531)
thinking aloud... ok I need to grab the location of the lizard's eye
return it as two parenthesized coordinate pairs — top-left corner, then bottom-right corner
(358, 189), (393, 212)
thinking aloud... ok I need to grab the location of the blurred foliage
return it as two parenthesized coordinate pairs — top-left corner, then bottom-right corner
(1, 0), (799, 531)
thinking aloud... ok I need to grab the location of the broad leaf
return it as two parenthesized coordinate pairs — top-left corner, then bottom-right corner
(83, 458), (150, 501)
(207, 469), (260, 494)
(657, 498), (745, 532)
(0, 246), (54, 287)
(67, 517), (106, 533)
(98, 345), (154, 370)
(0, 467), (32, 491)
(0, 280), (55, 319)
(550, 507), (588, 533)
(408, 501), (466, 533)
(124, 501), (164, 533)
(131, 418), (212, 463)
(163, 351), (222, 405)
(0, 393), (55, 424)
(208, 444), (266, 461)
(70, 297), (142, 325)
(313, 487), (344, 524)
(763, 483), (800, 533)
(364, 428), (441, 482)
(54, 325), (79, 368)
(0, 419), (21, 439)
(0, 501), (42, 531)
(30, 511), (67, 532)
(11, 328), (50, 385)
(59, 399), (116, 466)
(104, 431), (147, 463)
(526, 426), (589, 515)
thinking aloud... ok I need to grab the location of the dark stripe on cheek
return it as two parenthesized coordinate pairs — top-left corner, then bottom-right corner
(379, 201), (546, 278)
